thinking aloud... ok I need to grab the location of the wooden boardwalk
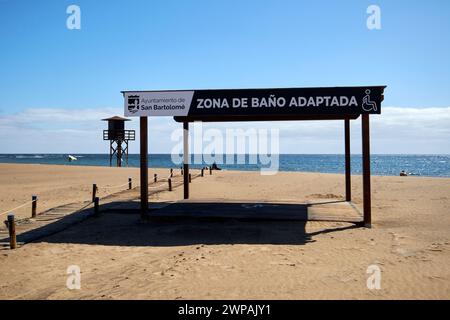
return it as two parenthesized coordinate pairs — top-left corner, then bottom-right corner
(0, 174), (188, 247)
(0, 200), (96, 246)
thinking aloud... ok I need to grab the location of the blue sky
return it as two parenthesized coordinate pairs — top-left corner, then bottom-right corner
(0, 0), (449, 153)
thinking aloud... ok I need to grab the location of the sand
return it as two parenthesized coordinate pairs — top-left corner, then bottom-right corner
(0, 163), (449, 299)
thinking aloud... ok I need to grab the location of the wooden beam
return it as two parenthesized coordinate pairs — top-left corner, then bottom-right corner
(117, 141), (122, 167)
(109, 141), (113, 167)
(344, 119), (351, 202)
(125, 140), (129, 166)
(183, 122), (189, 199)
(174, 114), (361, 123)
(140, 117), (148, 218)
(361, 114), (371, 227)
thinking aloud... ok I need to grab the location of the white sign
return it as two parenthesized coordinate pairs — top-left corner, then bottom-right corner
(124, 91), (194, 117)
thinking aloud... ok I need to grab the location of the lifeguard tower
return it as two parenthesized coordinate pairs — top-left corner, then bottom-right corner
(102, 116), (135, 167)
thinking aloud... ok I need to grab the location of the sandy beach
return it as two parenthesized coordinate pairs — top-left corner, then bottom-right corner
(0, 163), (449, 299)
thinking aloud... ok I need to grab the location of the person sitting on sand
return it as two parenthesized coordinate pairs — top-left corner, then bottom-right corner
(400, 170), (408, 177)
(211, 162), (221, 170)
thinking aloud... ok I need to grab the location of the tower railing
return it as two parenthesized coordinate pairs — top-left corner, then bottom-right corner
(103, 130), (135, 141)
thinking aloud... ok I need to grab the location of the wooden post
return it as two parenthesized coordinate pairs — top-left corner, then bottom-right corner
(154, 173), (157, 183)
(201, 168), (204, 177)
(92, 184), (97, 202)
(7, 214), (16, 249)
(125, 140), (129, 167)
(168, 178), (172, 191)
(189, 173), (192, 183)
(362, 114), (372, 228)
(31, 195), (37, 218)
(183, 122), (189, 199)
(117, 141), (122, 167)
(94, 197), (99, 216)
(209, 166), (212, 175)
(344, 119), (351, 202)
(181, 167), (183, 175)
(170, 168), (173, 178)
(140, 117), (149, 219)
(109, 141), (113, 167)
(128, 177), (132, 190)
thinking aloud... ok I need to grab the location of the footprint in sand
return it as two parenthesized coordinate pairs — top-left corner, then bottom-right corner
(307, 193), (342, 199)
(427, 242), (446, 252)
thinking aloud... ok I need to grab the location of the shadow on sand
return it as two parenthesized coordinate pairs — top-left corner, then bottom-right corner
(21, 200), (361, 247)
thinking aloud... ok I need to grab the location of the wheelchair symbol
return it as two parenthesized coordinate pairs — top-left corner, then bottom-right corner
(362, 89), (377, 112)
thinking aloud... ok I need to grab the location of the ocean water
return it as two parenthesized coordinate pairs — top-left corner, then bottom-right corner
(0, 154), (449, 177)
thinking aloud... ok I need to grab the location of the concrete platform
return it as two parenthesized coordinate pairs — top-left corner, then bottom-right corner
(126, 199), (364, 223)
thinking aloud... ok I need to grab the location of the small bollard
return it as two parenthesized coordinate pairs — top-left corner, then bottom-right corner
(128, 177), (132, 190)
(154, 173), (157, 183)
(31, 195), (37, 218)
(7, 214), (16, 250)
(94, 197), (99, 216)
(168, 178), (172, 191)
(201, 168), (204, 177)
(170, 168), (173, 178)
(92, 183), (97, 202)
(189, 173), (192, 183)
(209, 166), (212, 175)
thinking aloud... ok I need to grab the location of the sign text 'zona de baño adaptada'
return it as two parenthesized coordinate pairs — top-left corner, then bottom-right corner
(123, 86), (385, 117)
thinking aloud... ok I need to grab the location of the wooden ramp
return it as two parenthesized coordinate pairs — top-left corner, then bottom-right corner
(141, 199), (363, 223)
(0, 176), (189, 247)
(0, 201), (95, 246)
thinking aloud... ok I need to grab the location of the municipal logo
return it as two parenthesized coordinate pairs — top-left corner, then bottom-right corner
(127, 95), (140, 114)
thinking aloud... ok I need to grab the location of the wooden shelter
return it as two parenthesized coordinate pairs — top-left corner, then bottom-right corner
(122, 86), (386, 227)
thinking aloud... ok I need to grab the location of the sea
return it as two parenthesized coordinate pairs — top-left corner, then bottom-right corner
(0, 154), (449, 178)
